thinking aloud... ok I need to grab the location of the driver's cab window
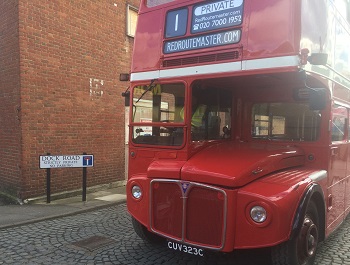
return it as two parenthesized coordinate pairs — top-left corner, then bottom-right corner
(191, 86), (232, 141)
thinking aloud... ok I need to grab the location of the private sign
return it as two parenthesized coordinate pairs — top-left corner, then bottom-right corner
(39, 155), (94, 169)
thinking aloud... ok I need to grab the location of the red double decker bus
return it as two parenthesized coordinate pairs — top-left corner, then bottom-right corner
(123, 0), (350, 264)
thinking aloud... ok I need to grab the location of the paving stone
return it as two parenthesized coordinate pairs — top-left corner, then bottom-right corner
(0, 204), (349, 264)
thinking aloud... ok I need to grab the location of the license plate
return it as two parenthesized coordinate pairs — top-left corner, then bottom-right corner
(167, 241), (204, 256)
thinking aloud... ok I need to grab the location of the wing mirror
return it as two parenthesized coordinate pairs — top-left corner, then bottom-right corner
(122, 91), (130, 107)
(308, 53), (328, 66)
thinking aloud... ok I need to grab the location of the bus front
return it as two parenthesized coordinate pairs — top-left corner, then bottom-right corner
(126, 0), (332, 264)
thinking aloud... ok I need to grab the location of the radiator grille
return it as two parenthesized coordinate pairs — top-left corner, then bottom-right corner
(150, 180), (227, 249)
(186, 187), (225, 246)
(162, 51), (240, 68)
(151, 182), (183, 239)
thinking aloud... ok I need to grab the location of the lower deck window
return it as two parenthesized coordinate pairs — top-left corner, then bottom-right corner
(132, 83), (185, 146)
(252, 103), (321, 141)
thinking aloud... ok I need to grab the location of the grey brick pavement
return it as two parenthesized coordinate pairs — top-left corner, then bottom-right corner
(0, 203), (349, 264)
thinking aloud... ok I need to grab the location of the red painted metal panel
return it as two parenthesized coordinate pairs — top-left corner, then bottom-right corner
(132, 0), (300, 74)
(244, 0), (299, 60)
(181, 142), (305, 187)
(234, 169), (314, 248)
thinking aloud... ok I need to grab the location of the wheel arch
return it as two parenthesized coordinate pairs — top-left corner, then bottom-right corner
(290, 183), (326, 241)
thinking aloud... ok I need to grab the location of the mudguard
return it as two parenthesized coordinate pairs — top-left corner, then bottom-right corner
(290, 183), (326, 241)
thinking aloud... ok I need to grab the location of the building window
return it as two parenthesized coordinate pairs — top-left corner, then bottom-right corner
(127, 5), (138, 37)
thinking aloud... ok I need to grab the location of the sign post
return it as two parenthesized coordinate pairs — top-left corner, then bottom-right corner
(46, 153), (51, 203)
(39, 153), (94, 203)
(82, 152), (88, 202)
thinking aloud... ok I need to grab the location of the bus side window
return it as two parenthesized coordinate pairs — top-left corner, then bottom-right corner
(348, 110), (350, 141)
(332, 105), (347, 142)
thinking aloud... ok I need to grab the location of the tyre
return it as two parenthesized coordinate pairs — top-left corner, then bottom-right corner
(271, 200), (319, 265)
(132, 217), (164, 244)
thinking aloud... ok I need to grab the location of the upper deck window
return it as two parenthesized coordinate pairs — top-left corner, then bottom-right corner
(146, 0), (176, 8)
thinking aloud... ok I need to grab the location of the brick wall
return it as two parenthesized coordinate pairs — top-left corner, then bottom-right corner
(1, 0), (140, 199)
(0, 0), (22, 196)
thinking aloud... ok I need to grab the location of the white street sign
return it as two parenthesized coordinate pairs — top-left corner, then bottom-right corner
(39, 155), (94, 169)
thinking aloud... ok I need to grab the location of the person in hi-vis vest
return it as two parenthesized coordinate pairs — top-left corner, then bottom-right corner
(190, 104), (207, 127)
(180, 95), (207, 128)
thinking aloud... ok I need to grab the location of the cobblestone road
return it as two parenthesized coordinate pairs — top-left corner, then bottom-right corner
(0, 203), (349, 265)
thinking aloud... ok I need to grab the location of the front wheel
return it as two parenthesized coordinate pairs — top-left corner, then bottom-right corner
(271, 200), (319, 265)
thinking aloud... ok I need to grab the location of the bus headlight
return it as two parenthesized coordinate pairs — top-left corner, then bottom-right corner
(131, 185), (142, 199)
(250, 206), (267, 223)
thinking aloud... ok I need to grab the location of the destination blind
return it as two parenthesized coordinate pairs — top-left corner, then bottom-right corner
(163, 29), (241, 54)
(164, 0), (243, 54)
(192, 0), (243, 33)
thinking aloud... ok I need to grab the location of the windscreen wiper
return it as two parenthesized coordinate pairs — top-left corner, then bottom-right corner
(135, 79), (158, 104)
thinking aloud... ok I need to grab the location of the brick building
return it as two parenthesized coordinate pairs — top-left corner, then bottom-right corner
(0, 0), (139, 200)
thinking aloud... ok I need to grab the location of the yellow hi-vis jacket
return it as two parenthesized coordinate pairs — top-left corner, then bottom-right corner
(180, 104), (207, 127)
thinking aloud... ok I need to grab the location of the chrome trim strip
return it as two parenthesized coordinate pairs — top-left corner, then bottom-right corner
(309, 170), (327, 182)
(131, 70), (160, 81)
(159, 61), (242, 79)
(149, 179), (228, 250)
(130, 55), (300, 81)
(243, 55), (299, 70)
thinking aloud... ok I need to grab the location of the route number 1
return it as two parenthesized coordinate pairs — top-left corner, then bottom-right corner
(165, 8), (188, 38)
